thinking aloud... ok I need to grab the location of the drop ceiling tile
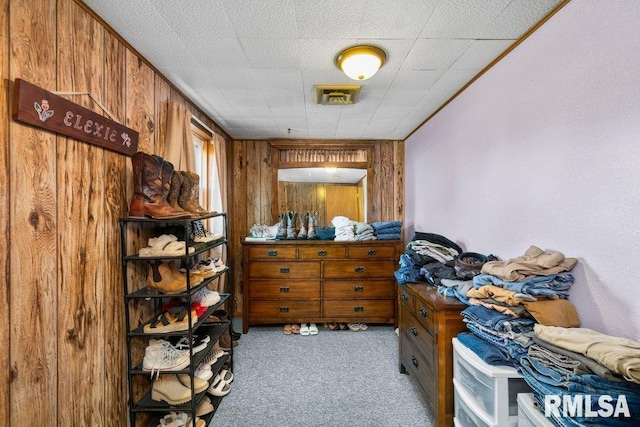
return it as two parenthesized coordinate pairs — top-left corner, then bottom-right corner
(389, 69), (445, 91)
(234, 106), (274, 120)
(197, 38), (250, 68)
(222, 0), (298, 38)
(294, 1), (365, 39)
(360, 0), (439, 39)
(240, 38), (301, 69)
(479, 0), (562, 39)
(381, 90), (428, 107)
(270, 105), (307, 121)
(402, 39), (472, 70)
(452, 40), (514, 70)
(220, 89), (268, 108)
(257, 69), (304, 90)
(263, 89), (306, 107)
(204, 68), (260, 91)
(149, 0), (236, 39)
(300, 39), (358, 69)
(420, 0), (511, 39)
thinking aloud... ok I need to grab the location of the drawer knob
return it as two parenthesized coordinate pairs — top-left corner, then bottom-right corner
(412, 356), (419, 368)
(419, 307), (428, 318)
(354, 306), (364, 312)
(280, 267), (290, 273)
(354, 266), (365, 273)
(367, 249), (377, 256)
(279, 306), (289, 313)
(353, 286), (364, 292)
(317, 250), (327, 256)
(411, 326), (418, 336)
(401, 293), (409, 302)
(280, 287), (290, 293)
(267, 250), (278, 256)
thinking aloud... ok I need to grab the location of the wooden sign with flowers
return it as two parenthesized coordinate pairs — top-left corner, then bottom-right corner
(12, 78), (139, 156)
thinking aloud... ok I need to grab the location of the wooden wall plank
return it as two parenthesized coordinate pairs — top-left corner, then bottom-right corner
(155, 77), (170, 159)
(8, 1), (58, 425)
(230, 141), (247, 314)
(102, 30), (128, 427)
(56, 3), (105, 425)
(0, 0), (9, 424)
(379, 140), (395, 222)
(394, 140), (405, 223)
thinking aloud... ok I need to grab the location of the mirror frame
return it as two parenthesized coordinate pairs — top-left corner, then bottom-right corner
(270, 140), (374, 224)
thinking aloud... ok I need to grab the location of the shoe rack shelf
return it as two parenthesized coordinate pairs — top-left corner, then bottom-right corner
(119, 212), (233, 427)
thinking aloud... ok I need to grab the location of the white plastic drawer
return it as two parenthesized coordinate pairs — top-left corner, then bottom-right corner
(517, 393), (554, 427)
(455, 387), (492, 427)
(453, 338), (531, 424)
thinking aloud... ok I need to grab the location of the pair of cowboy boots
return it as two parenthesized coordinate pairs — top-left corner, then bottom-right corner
(297, 211), (318, 239)
(128, 152), (209, 219)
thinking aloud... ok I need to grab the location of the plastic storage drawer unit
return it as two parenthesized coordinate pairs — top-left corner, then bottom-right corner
(517, 393), (554, 427)
(453, 338), (532, 427)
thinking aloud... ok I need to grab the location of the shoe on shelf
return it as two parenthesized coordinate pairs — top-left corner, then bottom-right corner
(158, 411), (188, 427)
(146, 261), (188, 294)
(232, 330), (242, 340)
(194, 364), (213, 381)
(143, 306), (198, 334)
(196, 396), (215, 417)
(143, 339), (190, 377)
(300, 323), (310, 336)
(207, 378), (231, 397)
(213, 369), (233, 384)
(192, 287), (220, 307)
(177, 373), (209, 393)
(201, 348), (228, 368)
(196, 258), (226, 274)
(171, 334), (210, 354)
(308, 323), (319, 335)
(192, 220), (224, 243)
(151, 374), (193, 405)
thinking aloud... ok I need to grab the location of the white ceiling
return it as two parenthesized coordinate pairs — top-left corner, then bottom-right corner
(279, 167), (367, 184)
(83, 0), (563, 141)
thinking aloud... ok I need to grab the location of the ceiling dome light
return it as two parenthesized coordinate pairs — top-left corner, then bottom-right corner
(335, 45), (386, 81)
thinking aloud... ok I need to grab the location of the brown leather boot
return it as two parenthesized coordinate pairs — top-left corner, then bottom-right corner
(178, 171), (209, 216)
(128, 152), (192, 219)
(166, 170), (192, 216)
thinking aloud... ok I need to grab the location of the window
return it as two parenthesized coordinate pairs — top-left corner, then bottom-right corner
(191, 120), (223, 235)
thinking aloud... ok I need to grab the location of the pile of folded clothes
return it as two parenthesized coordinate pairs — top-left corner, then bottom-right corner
(371, 221), (402, 240)
(394, 232), (463, 285)
(519, 325), (640, 426)
(354, 222), (376, 241)
(332, 216), (355, 241)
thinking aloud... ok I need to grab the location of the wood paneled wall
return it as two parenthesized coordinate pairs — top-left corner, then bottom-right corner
(1, 1), (228, 425)
(228, 139), (404, 317)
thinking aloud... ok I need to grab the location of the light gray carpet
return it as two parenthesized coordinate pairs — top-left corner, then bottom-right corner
(212, 321), (433, 427)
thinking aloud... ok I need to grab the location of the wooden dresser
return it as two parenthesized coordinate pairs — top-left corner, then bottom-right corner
(398, 283), (467, 427)
(241, 240), (402, 333)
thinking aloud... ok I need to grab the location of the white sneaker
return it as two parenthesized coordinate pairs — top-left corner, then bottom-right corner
(173, 335), (210, 354)
(197, 258), (226, 274)
(194, 363), (213, 381)
(143, 340), (190, 378)
(192, 287), (220, 307)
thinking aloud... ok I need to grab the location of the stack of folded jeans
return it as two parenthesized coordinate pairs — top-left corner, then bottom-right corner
(371, 221), (402, 240)
(460, 305), (536, 367)
(394, 253), (421, 285)
(472, 272), (575, 299)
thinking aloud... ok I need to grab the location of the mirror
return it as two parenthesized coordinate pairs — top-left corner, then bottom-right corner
(277, 167), (367, 226)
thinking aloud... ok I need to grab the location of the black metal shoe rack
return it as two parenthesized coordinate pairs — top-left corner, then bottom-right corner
(119, 212), (233, 427)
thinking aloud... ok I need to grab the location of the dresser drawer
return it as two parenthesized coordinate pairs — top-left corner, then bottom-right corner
(400, 334), (436, 413)
(347, 245), (396, 259)
(249, 261), (320, 279)
(249, 280), (320, 299)
(322, 299), (394, 318)
(413, 297), (435, 334)
(400, 306), (435, 373)
(248, 246), (297, 259)
(323, 260), (395, 279)
(323, 279), (395, 298)
(398, 287), (415, 312)
(298, 246), (345, 259)
(249, 300), (320, 319)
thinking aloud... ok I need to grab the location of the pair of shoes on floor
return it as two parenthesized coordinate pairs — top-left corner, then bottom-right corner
(208, 368), (233, 397)
(300, 323), (318, 336)
(347, 322), (368, 331)
(283, 324), (301, 334)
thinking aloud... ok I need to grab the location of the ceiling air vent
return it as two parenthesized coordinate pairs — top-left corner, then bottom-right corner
(313, 84), (361, 105)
